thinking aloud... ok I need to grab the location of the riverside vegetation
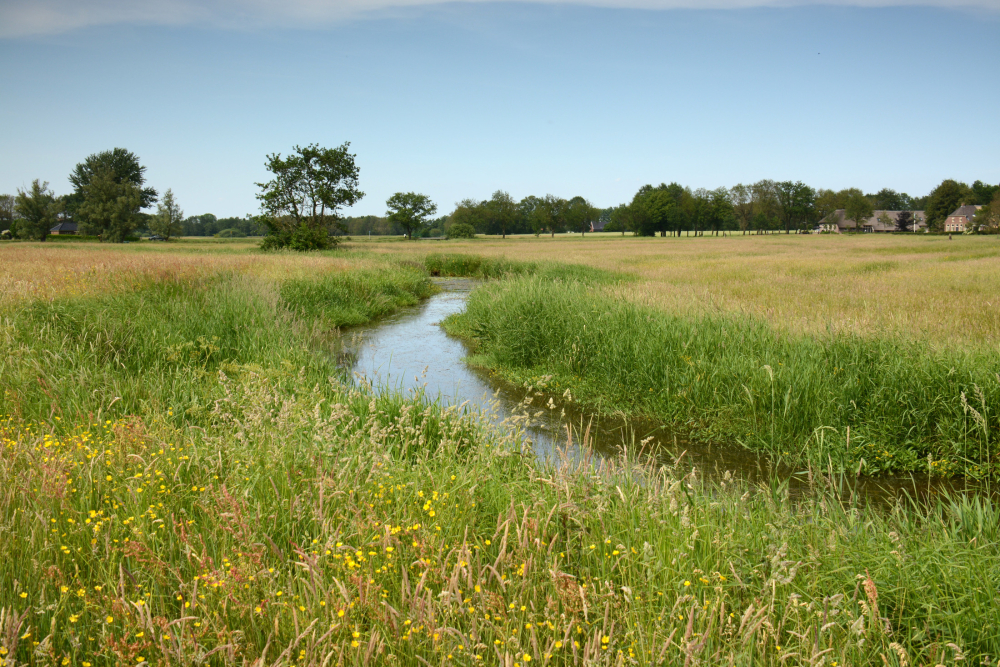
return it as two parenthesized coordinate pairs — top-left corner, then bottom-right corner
(1, 238), (999, 666)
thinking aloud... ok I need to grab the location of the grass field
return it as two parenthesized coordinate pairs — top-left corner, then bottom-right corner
(375, 232), (1000, 346)
(1, 236), (999, 666)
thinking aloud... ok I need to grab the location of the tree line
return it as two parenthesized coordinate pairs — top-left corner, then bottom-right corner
(3, 142), (997, 246)
(178, 214), (264, 237)
(290, 177), (1000, 242)
(427, 179), (997, 238)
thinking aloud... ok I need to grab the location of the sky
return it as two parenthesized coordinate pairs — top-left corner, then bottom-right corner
(1, 0), (998, 218)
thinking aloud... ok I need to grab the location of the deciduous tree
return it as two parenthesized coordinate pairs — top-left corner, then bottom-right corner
(730, 184), (754, 234)
(256, 142), (363, 250)
(565, 196), (598, 236)
(750, 180), (778, 234)
(969, 180), (999, 206)
(528, 195), (566, 237)
(870, 188), (913, 211)
(68, 148), (157, 225)
(78, 169), (144, 242)
(844, 192), (874, 233)
(706, 187), (735, 235)
(775, 181), (816, 233)
(924, 179), (969, 233)
(813, 188), (841, 224)
(450, 199), (487, 234)
(14, 180), (59, 241)
(0, 194), (14, 232)
(896, 211), (913, 232)
(607, 203), (638, 235)
(386, 192), (437, 239)
(486, 190), (518, 239)
(972, 191), (1000, 234)
(150, 188), (184, 240)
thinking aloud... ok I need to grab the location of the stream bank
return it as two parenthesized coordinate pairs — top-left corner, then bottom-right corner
(342, 278), (986, 506)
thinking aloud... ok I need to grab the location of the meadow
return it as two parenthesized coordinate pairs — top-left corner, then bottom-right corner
(1, 236), (999, 666)
(402, 234), (1000, 477)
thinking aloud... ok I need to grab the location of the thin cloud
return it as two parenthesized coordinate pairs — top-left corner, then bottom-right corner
(2, 0), (997, 37)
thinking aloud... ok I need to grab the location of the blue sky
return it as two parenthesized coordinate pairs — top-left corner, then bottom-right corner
(1, 1), (998, 217)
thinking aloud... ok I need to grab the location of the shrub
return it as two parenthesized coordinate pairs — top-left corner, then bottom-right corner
(446, 222), (476, 239)
(261, 223), (331, 251)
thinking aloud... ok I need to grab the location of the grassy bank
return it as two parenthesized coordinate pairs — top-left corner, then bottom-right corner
(424, 253), (620, 284)
(1, 244), (999, 666)
(445, 275), (1000, 477)
(1, 258), (432, 424)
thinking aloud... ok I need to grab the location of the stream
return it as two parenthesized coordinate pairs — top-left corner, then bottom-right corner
(343, 278), (983, 506)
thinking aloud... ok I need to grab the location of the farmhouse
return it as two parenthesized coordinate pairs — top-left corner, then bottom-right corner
(49, 221), (78, 235)
(818, 210), (926, 233)
(944, 205), (982, 233)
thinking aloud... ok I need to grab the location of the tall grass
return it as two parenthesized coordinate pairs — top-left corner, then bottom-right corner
(281, 264), (434, 327)
(446, 275), (1000, 476)
(424, 253), (620, 284)
(2, 386), (998, 666)
(0, 264), (433, 424)
(1, 246), (998, 666)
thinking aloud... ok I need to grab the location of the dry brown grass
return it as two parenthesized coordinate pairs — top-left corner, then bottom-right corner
(0, 240), (376, 307)
(364, 232), (1000, 345)
(5, 234), (998, 345)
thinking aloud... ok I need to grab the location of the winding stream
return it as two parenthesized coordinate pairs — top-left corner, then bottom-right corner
(343, 279), (982, 506)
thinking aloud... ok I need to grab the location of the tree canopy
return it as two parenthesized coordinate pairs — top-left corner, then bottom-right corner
(257, 143), (363, 250)
(14, 180), (59, 242)
(775, 181), (816, 233)
(870, 188), (914, 211)
(924, 179), (969, 232)
(0, 194), (14, 232)
(386, 192), (437, 239)
(484, 190), (518, 239)
(972, 190), (1000, 234)
(844, 192), (875, 232)
(970, 180), (999, 206)
(68, 148), (158, 217)
(77, 169), (145, 242)
(150, 189), (184, 240)
(564, 196), (599, 236)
